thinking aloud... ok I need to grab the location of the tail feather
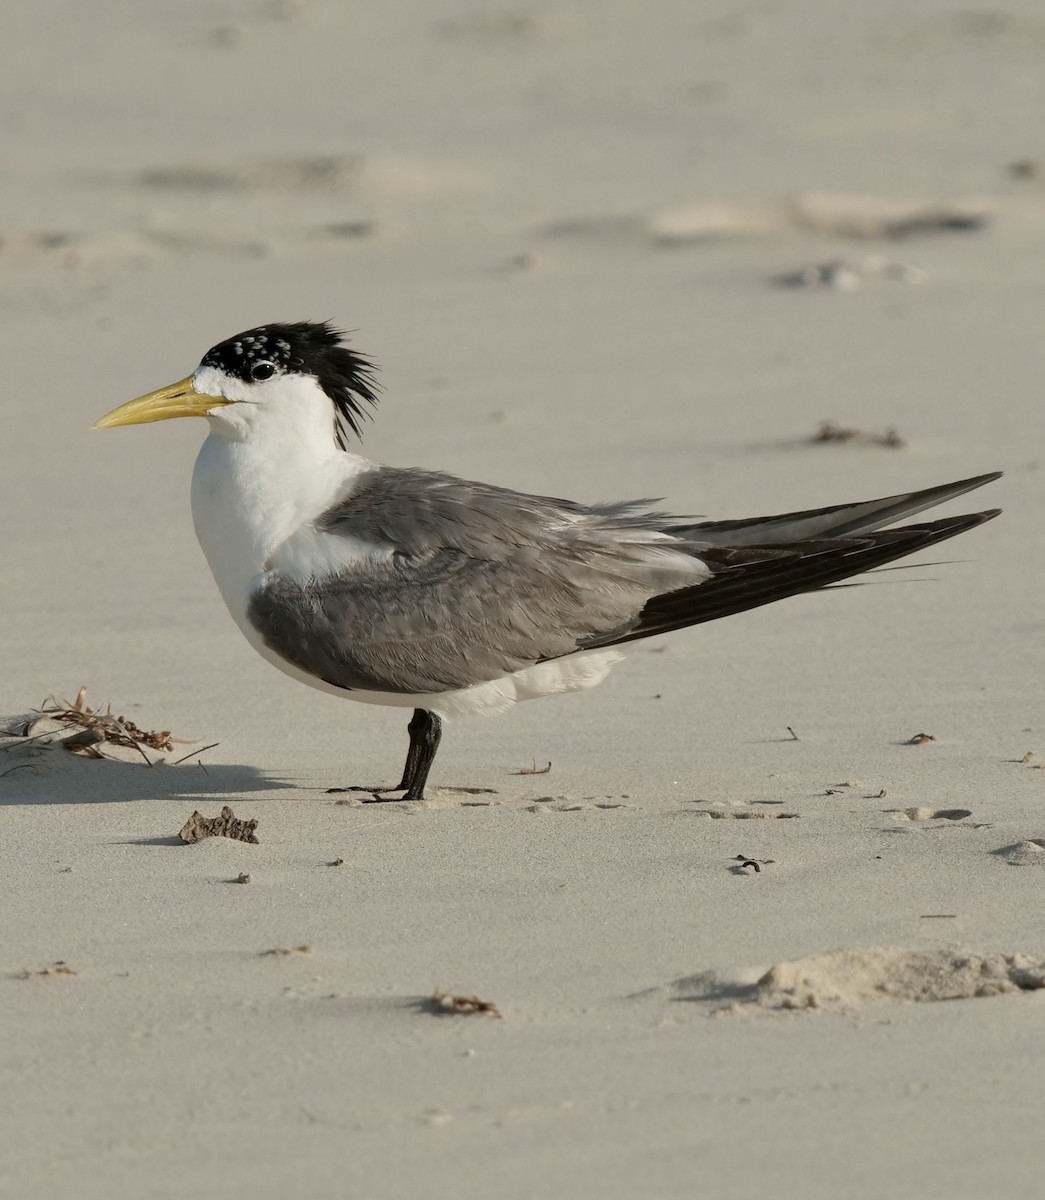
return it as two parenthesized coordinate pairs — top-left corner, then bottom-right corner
(669, 471), (1002, 546)
(581, 508), (1001, 650)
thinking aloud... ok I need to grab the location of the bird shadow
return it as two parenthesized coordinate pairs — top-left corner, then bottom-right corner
(0, 754), (284, 807)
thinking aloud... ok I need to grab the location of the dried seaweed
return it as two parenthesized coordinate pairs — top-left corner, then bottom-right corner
(43, 686), (176, 753)
(2, 685), (217, 767)
(0, 687), (219, 770)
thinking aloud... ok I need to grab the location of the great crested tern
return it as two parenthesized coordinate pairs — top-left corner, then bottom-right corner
(94, 321), (1001, 801)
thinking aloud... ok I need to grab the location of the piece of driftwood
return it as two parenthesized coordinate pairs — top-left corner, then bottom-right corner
(178, 805), (258, 844)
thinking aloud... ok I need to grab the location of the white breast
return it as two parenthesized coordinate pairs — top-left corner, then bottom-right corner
(190, 414), (374, 632)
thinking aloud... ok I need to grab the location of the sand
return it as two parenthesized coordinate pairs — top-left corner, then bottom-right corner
(2, 1), (1044, 1197)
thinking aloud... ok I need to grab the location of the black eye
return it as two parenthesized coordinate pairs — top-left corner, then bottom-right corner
(250, 361), (276, 381)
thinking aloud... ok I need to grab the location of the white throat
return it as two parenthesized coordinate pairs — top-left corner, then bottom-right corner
(189, 372), (374, 613)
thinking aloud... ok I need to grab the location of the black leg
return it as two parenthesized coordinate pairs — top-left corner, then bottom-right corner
(397, 708), (441, 802)
(327, 708), (443, 801)
(391, 708), (427, 790)
(342, 708), (441, 803)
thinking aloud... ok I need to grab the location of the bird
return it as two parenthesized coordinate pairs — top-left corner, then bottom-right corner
(94, 320), (1001, 802)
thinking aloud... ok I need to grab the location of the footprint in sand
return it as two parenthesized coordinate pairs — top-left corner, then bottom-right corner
(994, 839), (1045, 867)
(524, 797), (631, 812)
(689, 808), (799, 820)
(885, 807), (973, 822)
(136, 154), (363, 193)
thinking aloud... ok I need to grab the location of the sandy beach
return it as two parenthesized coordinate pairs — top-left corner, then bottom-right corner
(2, 2), (1044, 1196)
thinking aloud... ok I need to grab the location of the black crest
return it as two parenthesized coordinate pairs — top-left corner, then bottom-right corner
(199, 320), (380, 449)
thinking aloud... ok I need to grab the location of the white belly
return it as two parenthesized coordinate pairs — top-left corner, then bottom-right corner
(242, 624), (624, 720)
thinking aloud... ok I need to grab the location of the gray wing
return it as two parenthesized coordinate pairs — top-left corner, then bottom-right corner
(247, 467), (706, 695)
(247, 466), (1002, 696)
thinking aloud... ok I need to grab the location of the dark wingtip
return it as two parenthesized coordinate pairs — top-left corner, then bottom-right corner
(914, 508), (1002, 535)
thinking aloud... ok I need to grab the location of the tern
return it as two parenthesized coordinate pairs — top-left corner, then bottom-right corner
(94, 321), (1000, 801)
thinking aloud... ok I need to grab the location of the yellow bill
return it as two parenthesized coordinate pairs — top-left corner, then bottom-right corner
(93, 376), (229, 429)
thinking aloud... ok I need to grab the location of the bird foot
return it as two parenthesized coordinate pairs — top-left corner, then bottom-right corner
(326, 783), (423, 802)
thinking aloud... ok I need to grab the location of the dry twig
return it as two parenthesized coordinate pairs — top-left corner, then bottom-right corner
(813, 422), (905, 449)
(513, 759), (552, 776)
(169, 742), (220, 766)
